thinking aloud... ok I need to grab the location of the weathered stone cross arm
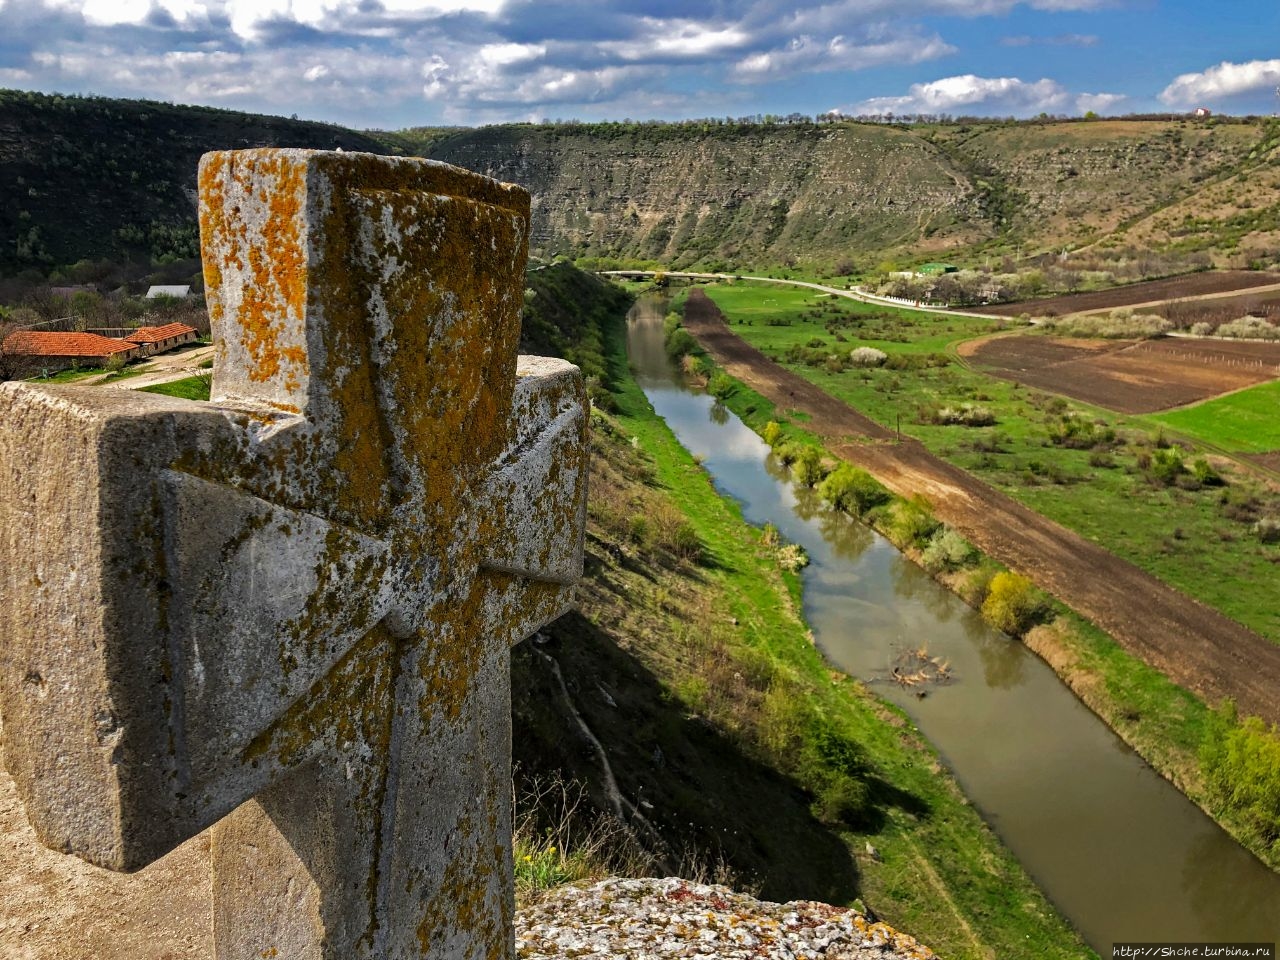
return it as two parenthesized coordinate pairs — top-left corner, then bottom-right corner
(0, 149), (589, 959)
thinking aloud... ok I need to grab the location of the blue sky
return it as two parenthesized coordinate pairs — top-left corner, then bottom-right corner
(0, 0), (1277, 128)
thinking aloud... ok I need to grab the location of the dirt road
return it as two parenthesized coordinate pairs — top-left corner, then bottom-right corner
(683, 289), (1280, 726)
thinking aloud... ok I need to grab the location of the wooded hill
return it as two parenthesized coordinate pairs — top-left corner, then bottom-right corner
(2, 88), (1278, 274)
(0, 89), (389, 268)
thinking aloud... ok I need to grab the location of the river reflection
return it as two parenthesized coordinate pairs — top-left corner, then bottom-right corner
(626, 293), (1280, 951)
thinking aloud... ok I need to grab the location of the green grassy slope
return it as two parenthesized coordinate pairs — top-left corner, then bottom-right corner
(510, 267), (1092, 956)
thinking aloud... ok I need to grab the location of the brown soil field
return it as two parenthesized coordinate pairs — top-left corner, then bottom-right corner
(960, 334), (1280, 413)
(1250, 453), (1280, 473)
(975, 271), (1279, 317)
(683, 289), (1280, 729)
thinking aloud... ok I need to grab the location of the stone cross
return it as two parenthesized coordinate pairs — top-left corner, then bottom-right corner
(0, 149), (588, 959)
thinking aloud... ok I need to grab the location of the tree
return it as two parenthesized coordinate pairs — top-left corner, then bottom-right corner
(792, 446), (826, 488)
(0, 315), (25, 382)
(981, 572), (1046, 636)
(818, 463), (889, 516)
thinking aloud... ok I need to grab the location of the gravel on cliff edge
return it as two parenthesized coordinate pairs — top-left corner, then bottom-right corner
(515, 877), (937, 960)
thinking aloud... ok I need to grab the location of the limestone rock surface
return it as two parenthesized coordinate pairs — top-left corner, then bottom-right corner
(515, 877), (935, 960)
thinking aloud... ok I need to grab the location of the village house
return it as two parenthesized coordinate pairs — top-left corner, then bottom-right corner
(144, 284), (192, 299)
(1, 330), (141, 374)
(123, 322), (200, 356)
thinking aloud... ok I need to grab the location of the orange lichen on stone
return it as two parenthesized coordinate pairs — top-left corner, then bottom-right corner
(236, 155), (308, 386)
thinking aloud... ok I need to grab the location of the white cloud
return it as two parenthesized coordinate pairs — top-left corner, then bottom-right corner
(1159, 59), (1280, 107)
(1000, 33), (1097, 47)
(601, 21), (751, 62)
(80, 0), (151, 24)
(1, 0), (1125, 125)
(1076, 91), (1123, 114)
(731, 29), (954, 81)
(855, 74), (1070, 115)
(380, 0), (505, 12)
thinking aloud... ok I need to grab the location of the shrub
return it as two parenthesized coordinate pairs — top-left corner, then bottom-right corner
(792, 446), (827, 488)
(886, 494), (940, 549)
(933, 404), (996, 427)
(848, 346), (887, 368)
(775, 443), (802, 466)
(956, 565), (997, 607)
(665, 327), (698, 360)
(1200, 700), (1280, 853)
(1049, 416), (1115, 449)
(669, 522), (703, 563)
(1149, 448), (1186, 486)
(777, 543), (809, 572)
(818, 463), (889, 516)
(922, 527), (977, 573)
(981, 571), (1047, 636)
(1215, 315), (1280, 340)
(707, 372), (736, 399)
(760, 420), (783, 448)
(1192, 457), (1224, 487)
(1042, 311), (1172, 339)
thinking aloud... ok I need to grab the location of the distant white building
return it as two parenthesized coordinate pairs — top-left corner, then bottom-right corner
(145, 285), (192, 299)
(1194, 107), (1213, 119)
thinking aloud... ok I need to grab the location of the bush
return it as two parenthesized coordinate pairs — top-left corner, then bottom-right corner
(885, 494), (939, 549)
(931, 404), (996, 427)
(818, 463), (890, 516)
(792, 446), (827, 488)
(848, 346), (887, 368)
(981, 571), (1047, 636)
(760, 420), (783, 448)
(707, 372), (735, 399)
(665, 328), (698, 360)
(1200, 700), (1280, 853)
(1042, 311), (1172, 339)
(1215, 316), (1280, 340)
(922, 527), (977, 573)
(1192, 457), (1224, 487)
(1148, 447), (1186, 486)
(775, 443), (802, 466)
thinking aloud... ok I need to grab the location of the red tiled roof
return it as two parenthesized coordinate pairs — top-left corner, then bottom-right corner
(126, 323), (198, 345)
(2, 331), (139, 358)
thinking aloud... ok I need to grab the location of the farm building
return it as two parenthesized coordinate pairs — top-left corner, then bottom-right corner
(1, 331), (142, 372)
(145, 285), (192, 299)
(125, 322), (199, 356)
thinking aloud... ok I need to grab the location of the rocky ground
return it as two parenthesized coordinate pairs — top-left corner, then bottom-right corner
(516, 878), (935, 960)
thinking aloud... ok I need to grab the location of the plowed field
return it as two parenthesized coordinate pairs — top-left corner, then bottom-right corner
(960, 334), (1280, 413)
(975, 271), (1280, 317)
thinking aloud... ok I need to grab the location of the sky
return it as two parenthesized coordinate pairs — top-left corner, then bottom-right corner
(0, 0), (1277, 130)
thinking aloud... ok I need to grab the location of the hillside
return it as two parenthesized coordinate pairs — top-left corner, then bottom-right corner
(0, 89), (390, 268)
(1, 90), (1278, 277)
(507, 266), (1090, 958)
(423, 122), (982, 268)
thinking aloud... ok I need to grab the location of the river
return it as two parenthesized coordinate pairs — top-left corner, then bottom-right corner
(626, 294), (1280, 952)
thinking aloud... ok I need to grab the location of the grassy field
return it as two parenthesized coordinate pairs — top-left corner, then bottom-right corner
(1147, 379), (1280, 453)
(139, 374), (210, 401)
(702, 281), (1280, 643)
(587, 308), (1093, 958)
